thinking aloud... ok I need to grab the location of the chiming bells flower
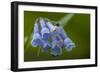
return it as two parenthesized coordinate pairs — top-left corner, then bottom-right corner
(64, 38), (75, 51)
(56, 27), (75, 51)
(46, 21), (75, 52)
(39, 17), (50, 40)
(50, 35), (63, 56)
(51, 44), (61, 56)
(31, 17), (76, 56)
(31, 20), (43, 47)
(32, 18), (51, 52)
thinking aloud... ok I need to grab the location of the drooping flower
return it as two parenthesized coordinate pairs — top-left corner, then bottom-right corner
(31, 18), (52, 52)
(31, 19), (42, 47)
(46, 20), (75, 51)
(31, 17), (75, 56)
(53, 26), (75, 51)
(50, 34), (63, 56)
(39, 17), (50, 40)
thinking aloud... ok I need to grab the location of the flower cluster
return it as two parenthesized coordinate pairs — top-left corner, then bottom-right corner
(31, 17), (75, 56)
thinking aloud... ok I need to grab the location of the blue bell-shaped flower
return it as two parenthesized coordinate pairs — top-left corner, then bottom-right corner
(64, 38), (75, 51)
(50, 33), (63, 56)
(32, 18), (51, 52)
(31, 20), (44, 47)
(31, 17), (76, 56)
(46, 21), (56, 32)
(51, 41), (61, 56)
(39, 17), (50, 40)
(57, 27), (75, 51)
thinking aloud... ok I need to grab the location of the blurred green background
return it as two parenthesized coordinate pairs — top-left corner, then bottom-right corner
(24, 11), (90, 62)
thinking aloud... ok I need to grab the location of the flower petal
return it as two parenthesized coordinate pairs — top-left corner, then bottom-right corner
(64, 38), (75, 51)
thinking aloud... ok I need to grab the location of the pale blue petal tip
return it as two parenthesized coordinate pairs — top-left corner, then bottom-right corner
(32, 39), (45, 48)
(64, 38), (75, 51)
(51, 45), (61, 56)
(31, 40), (37, 47)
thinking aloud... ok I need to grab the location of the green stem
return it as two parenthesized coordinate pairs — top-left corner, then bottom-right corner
(58, 14), (75, 27)
(37, 47), (41, 57)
